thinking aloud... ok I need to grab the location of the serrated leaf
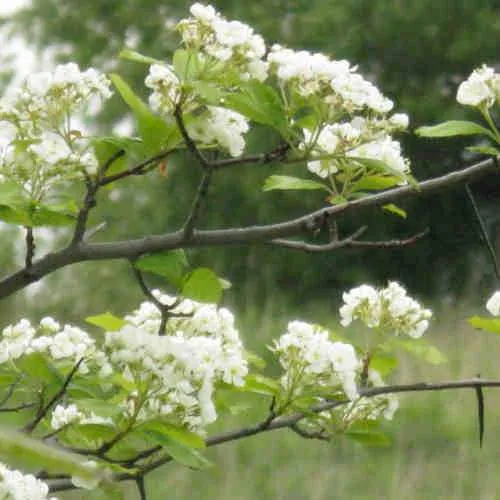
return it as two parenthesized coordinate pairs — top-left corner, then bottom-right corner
(86, 313), (126, 332)
(346, 429), (391, 447)
(119, 49), (162, 65)
(468, 315), (500, 334)
(136, 250), (188, 288)
(242, 374), (280, 396)
(140, 431), (212, 469)
(382, 203), (407, 219)
(137, 420), (205, 449)
(263, 175), (329, 192)
(0, 426), (105, 482)
(225, 81), (288, 131)
(16, 352), (63, 386)
(466, 145), (500, 156)
(351, 175), (401, 192)
(415, 120), (496, 140)
(393, 339), (447, 364)
(110, 74), (179, 153)
(182, 268), (222, 303)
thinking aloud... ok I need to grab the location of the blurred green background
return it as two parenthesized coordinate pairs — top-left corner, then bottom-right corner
(2, 0), (500, 498)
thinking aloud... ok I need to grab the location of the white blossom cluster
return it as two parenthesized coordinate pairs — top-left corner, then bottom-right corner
(186, 106), (249, 157)
(486, 290), (500, 316)
(50, 404), (113, 431)
(343, 369), (399, 424)
(340, 282), (432, 338)
(266, 45), (409, 181)
(105, 290), (248, 431)
(0, 317), (110, 376)
(456, 65), (500, 108)
(177, 3), (268, 81)
(0, 462), (56, 500)
(0, 63), (112, 199)
(271, 320), (360, 401)
(145, 63), (181, 115)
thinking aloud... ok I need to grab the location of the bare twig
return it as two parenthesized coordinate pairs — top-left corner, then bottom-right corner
(22, 359), (83, 433)
(174, 105), (209, 168)
(0, 402), (37, 413)
(211, 143), (291, 170)
(1, 158), (497, 300)
(183, 167), (213, 239)
(290, 423), (330, 441)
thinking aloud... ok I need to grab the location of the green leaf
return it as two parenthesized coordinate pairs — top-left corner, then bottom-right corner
(110, 74), (178, 153)
(242, 374), (280, 396)
(16, 352), (63, 386)
(225, 81), (288, 131)
(29, 203), (77, 227)
(75, 423), (118, 442)
(92, 136), (145, 176)
(119, 49), (162, 65)
(415, 120), (496, 140)
(74, 399), (123, 418)
(350, 175), (402, 192)
(245, 350), (266, 369)
(191, 81), (224, 105)
(86, 312), (126, 331)
(173, 49), (204, 81)
(93, 482), (125, 500)
(136, 250), (188, 288)
(0, 206), (32, 226)
(137, 420), (205, 449)
(370, 353), (398, 376)
(263, 175), (330, 192)
(393, 338), (447, 364)
(346, 429), (391, 447)
(0, 181), (27, 208)
(382, 203), (407, 219)
(468, 315), (500, 334)
(0, 426), (105, 482)
(349, 156), (408, 183)
(182, 268), (223, 303)
(466, 145), (500, 156)
(140, 431), (212, 469)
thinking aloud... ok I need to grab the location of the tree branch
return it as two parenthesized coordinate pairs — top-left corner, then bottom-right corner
(0, 158), (497, 300)
(46, 376), (500, 493)
(174, 105), (210, 168)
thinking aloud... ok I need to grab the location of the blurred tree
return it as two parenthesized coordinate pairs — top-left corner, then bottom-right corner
(3, 0), (500, 320)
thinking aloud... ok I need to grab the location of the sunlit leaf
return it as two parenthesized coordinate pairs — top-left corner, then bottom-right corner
(263, 175), (330, 192)
(136, 250), (188, 288)
(382, 203), (407, 219)
(468, 315), (500, 334)
(416, 120), (496, 140)
(182, 268), (222, 303)
(119, 49), (162, 65)
(86, 313), (126, 332)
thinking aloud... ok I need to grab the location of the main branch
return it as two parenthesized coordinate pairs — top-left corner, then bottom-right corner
(0, 158), (497, 300)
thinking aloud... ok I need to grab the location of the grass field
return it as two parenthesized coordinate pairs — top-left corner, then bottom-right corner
(62, 296), (500, 500)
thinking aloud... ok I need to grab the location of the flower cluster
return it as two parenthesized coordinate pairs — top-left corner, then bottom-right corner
(50, 404), (113, 431)
(486, 290), (500, 316)
(106, 290), (248, 431)
(271, 320), (360, 401)
(340, 282), (432, 338)
(0, 462), (55, 500)
(342, 369), (399, 424)
(0, 63), (112, 200)
(145, 63), (181, 115)
(0, 317), (110, 376)
(186, 106), (249, 157)
(177, 3), (268, 81)
(456, 65), (500, 108)
(266, 45), (410, 182)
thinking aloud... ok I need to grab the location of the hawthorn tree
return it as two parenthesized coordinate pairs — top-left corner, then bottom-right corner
(0, 4), (499, 499)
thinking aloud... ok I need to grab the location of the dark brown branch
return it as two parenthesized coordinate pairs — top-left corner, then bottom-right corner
(348, 228), (430, 249)
(183, 167), (213, 239)
(174, 105), (210, 168)
(25, 227), (35, 268)
(99, 149), (171, 187)
(22, 359), (83, 433)
(0, 402), (37, 413)
(211, 143), (291, 170)
(0, 158), (497, 300)
(45, 377), (500, 493)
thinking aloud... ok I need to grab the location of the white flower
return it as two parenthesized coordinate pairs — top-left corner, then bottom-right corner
(486, 291), (500, 316)
(457, 65), (499, 108)
(389, 113), (409, 130)
(51, 404), (83, 430)
(340, 284), (381, 328)
(0, 463), (56, 500)
(187, 106), (249, 157)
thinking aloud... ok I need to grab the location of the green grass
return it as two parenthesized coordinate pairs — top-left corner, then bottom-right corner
(62, 297), (500, 500)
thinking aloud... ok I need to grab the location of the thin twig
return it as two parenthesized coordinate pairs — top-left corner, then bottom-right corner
(466, 183), (500, 280)
(211, 143), (291, 170)
(0, 402), (37, 413)
(22, 359), (83, 433)
(290, 423), (330, 441)
(0, 378), (21, 407)
(136, 476), (147, 500)
(174, 105), (209, 168)
(183, 167), (213, 239)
